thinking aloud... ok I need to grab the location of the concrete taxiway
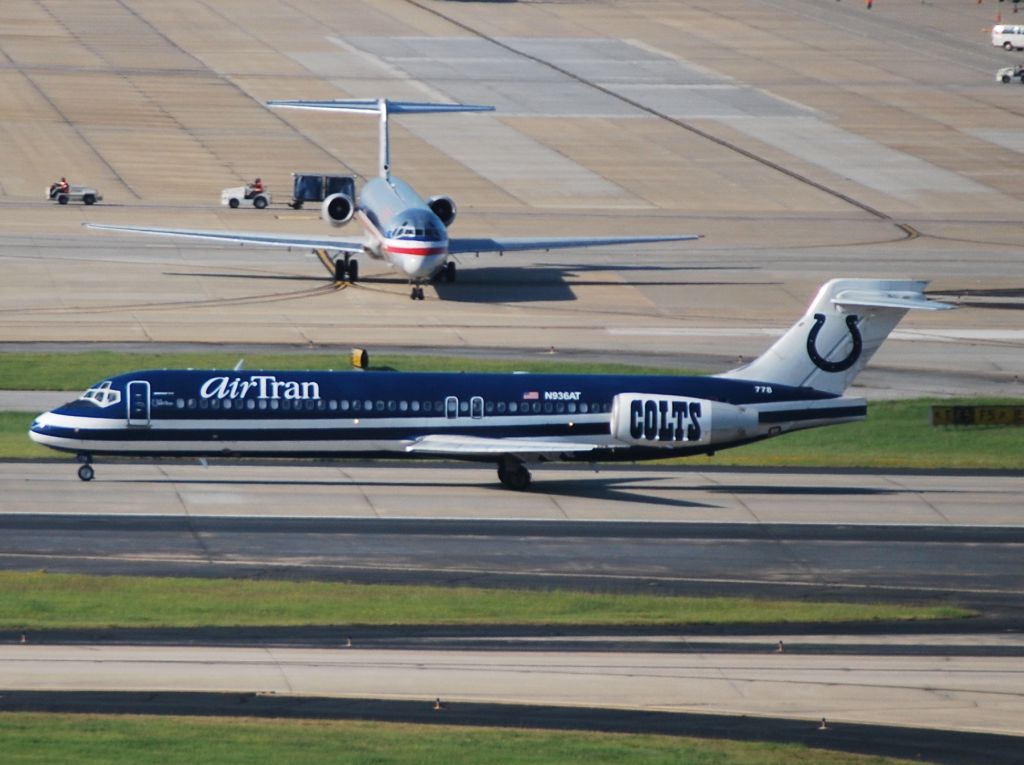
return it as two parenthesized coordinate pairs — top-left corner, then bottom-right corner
(1, 643), (1021, 737)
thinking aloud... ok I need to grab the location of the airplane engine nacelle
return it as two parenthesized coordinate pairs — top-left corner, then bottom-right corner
(427, 195), (457, 227)
(321, 193), (355, 227)
(610, 393), (759, 448)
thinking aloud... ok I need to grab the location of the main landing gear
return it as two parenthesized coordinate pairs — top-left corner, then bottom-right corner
(334, 255), (358, 283)
(76, 454), (94, 482)
(497, 456), (531, 491)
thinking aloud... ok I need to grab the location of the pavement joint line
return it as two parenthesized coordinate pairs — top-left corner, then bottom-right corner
(3, 511), (1022, 530)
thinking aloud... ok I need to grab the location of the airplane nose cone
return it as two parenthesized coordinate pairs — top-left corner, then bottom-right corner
(28, 411), (55, 442)
(410, 254), (445, 279)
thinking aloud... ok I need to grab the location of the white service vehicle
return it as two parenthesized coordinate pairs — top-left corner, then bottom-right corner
(221, 186), (271, 209)
(46, 183), (102, 206)
(992, 24), (1024, 51)
(998, 63), (1024, 83)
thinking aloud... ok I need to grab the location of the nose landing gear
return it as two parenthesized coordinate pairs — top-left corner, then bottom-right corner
(410, 284), (425, 300)
(334, 255), (359, 283)
(76, 454), (94, 482)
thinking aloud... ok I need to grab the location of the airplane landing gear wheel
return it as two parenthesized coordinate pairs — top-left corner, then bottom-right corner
(347, 259), (358, 282)
(497, 457), (531, 491)
(77, 464), (95, 482)
(445, 261), (456, 283)
(410, 285), (425, 300)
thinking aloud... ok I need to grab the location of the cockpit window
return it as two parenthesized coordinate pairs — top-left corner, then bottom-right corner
(78, 380), (121, 408)
(387, 222), (417, 239)
(386, 209), (443, 241)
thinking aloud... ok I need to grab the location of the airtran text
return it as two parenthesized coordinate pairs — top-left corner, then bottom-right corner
(200, 375), (321, 401)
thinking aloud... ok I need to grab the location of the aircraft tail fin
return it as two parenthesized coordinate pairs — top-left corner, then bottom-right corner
(267, 98), (494, 179)
(720, 279), (953, 395)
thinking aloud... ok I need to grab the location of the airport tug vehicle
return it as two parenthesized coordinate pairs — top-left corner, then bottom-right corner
(46, 182), (102, 206)
(221, 185), (272, 210)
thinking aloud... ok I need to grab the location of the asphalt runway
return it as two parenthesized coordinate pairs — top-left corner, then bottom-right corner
(2, 460), (1022, 610)
(1, 692), (1020, 765)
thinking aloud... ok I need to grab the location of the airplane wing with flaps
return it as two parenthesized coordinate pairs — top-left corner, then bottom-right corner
(406, 434), (601, 457)
(447, 234), (701, 255)
(84, 224), (365, 254)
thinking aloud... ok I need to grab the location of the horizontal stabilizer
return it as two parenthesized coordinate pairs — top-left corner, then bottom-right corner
(268, 97), (494, 178)
(407, 434), (598, 456)
(831, 287), (954, 312)
(267, 99), (494, 115)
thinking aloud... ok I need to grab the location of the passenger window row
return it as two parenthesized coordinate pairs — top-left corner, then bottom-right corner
(171, 398), (611, 415)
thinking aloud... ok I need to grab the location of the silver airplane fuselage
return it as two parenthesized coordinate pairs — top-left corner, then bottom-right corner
(356, 176), (449, 282)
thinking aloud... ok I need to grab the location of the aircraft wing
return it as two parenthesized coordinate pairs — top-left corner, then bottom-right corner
(406, 434), (600, 456)
(447, 233), (701, 255)
(84, 223), (365, 254)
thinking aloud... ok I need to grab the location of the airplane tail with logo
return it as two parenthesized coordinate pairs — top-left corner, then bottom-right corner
(267, 98), (494, 179)
(721, 279), (953, 395)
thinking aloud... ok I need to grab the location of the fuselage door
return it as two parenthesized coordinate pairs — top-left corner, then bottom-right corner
(470, 396), (484, 419)
(445, 396), (459, 419)
(126, 380), (151, 427)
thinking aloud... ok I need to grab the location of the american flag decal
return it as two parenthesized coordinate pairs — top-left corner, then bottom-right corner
(522, 391), (539, 400)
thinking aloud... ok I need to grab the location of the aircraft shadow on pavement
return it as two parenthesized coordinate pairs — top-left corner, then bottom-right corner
(164, 266), (767, 305)
(699, 484), (894, 497)
(164, 271), (326, 283)
(434, 265), (767, 304)
(111, 476), (716, 509)
(488, 476), (717, 509)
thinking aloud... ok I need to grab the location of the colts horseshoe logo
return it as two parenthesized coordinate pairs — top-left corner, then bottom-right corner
(806, 313), (862, 372)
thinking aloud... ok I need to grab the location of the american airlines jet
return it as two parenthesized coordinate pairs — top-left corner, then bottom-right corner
(87, 99), (701, 300)
(30, 279), (951, 489)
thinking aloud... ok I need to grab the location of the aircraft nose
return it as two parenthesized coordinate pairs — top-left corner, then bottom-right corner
(29, 410), (55, 440)
(410, 254), (445, 279)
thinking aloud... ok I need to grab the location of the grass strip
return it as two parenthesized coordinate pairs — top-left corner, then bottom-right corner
(0, 412), (52, 459)
(0, 714), (926, 765)
(681, 397), (1024, 470)
(0, 351), (682, 390)
(0, 572), (970, 629)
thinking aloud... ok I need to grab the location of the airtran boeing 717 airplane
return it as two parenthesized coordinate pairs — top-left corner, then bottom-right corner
(87, 98), (701, 300)
(30, 279), (951, 489)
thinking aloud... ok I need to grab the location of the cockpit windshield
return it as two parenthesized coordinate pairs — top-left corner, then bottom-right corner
(385, 209), (443, 241)
(78, 381), (121, 407)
